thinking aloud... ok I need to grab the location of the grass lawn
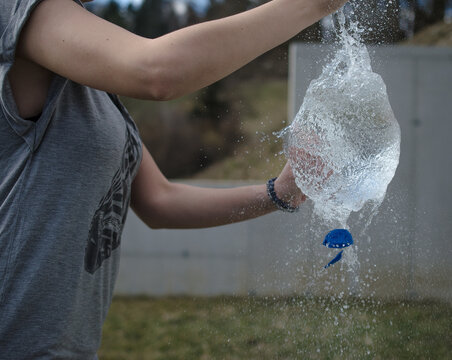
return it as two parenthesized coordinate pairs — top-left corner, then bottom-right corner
(99, 296), (452, 360)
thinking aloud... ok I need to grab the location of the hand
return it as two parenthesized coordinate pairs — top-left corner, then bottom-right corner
(274, 163), (307, 208)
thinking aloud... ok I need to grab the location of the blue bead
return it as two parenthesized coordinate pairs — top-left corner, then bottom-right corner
(323, 229), (353, 248)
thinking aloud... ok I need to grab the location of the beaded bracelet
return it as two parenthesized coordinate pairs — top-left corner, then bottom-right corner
(266, 177), (299, 213)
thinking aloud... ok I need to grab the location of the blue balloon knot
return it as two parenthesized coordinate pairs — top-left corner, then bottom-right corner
(323, 229), (353, 269)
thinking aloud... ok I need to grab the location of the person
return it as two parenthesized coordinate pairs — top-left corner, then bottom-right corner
(0, 0), (347, 358)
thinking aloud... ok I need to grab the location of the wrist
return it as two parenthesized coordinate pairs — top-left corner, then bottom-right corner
(267, 177), (299, 213)
(274, 177), (293, 202)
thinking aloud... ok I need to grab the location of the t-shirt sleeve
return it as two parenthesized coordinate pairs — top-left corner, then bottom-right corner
(0, 0), (83, 151)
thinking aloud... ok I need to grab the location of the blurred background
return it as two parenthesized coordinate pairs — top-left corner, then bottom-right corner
(85, 1), (452, 359)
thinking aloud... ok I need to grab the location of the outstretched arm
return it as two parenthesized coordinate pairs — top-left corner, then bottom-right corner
(17, 0), (347, 101)
(131, 145), (305, 229)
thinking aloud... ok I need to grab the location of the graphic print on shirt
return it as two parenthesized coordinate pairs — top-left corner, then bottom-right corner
(84, 128), (140, 274)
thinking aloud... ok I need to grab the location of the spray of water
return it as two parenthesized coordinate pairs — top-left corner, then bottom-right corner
(280, 8), (401, 229)
(245, 4), (404, 358)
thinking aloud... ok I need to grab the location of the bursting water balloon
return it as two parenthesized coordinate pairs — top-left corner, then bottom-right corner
(281, 11), (401, 228)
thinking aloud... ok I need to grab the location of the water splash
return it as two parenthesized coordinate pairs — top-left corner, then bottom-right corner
(280, 8), (401, 229)
(256, 6), (403, 358)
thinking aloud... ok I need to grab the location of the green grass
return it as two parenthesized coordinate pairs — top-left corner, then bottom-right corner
(99, 296), (452, 359)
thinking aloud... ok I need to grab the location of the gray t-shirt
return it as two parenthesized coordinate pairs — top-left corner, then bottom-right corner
(0, 0), (143, 358)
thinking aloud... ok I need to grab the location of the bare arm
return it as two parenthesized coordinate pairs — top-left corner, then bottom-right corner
(17, 0), (347, 100)
(131, 146), (305, 229)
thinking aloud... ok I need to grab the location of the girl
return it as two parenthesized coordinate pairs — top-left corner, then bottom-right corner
(0, 0), (347, 358)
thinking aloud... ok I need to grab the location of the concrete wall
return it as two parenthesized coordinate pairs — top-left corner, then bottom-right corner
(116, 45), (452, 302)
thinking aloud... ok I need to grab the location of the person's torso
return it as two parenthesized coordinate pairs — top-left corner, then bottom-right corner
(0, 1), (142, 358)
